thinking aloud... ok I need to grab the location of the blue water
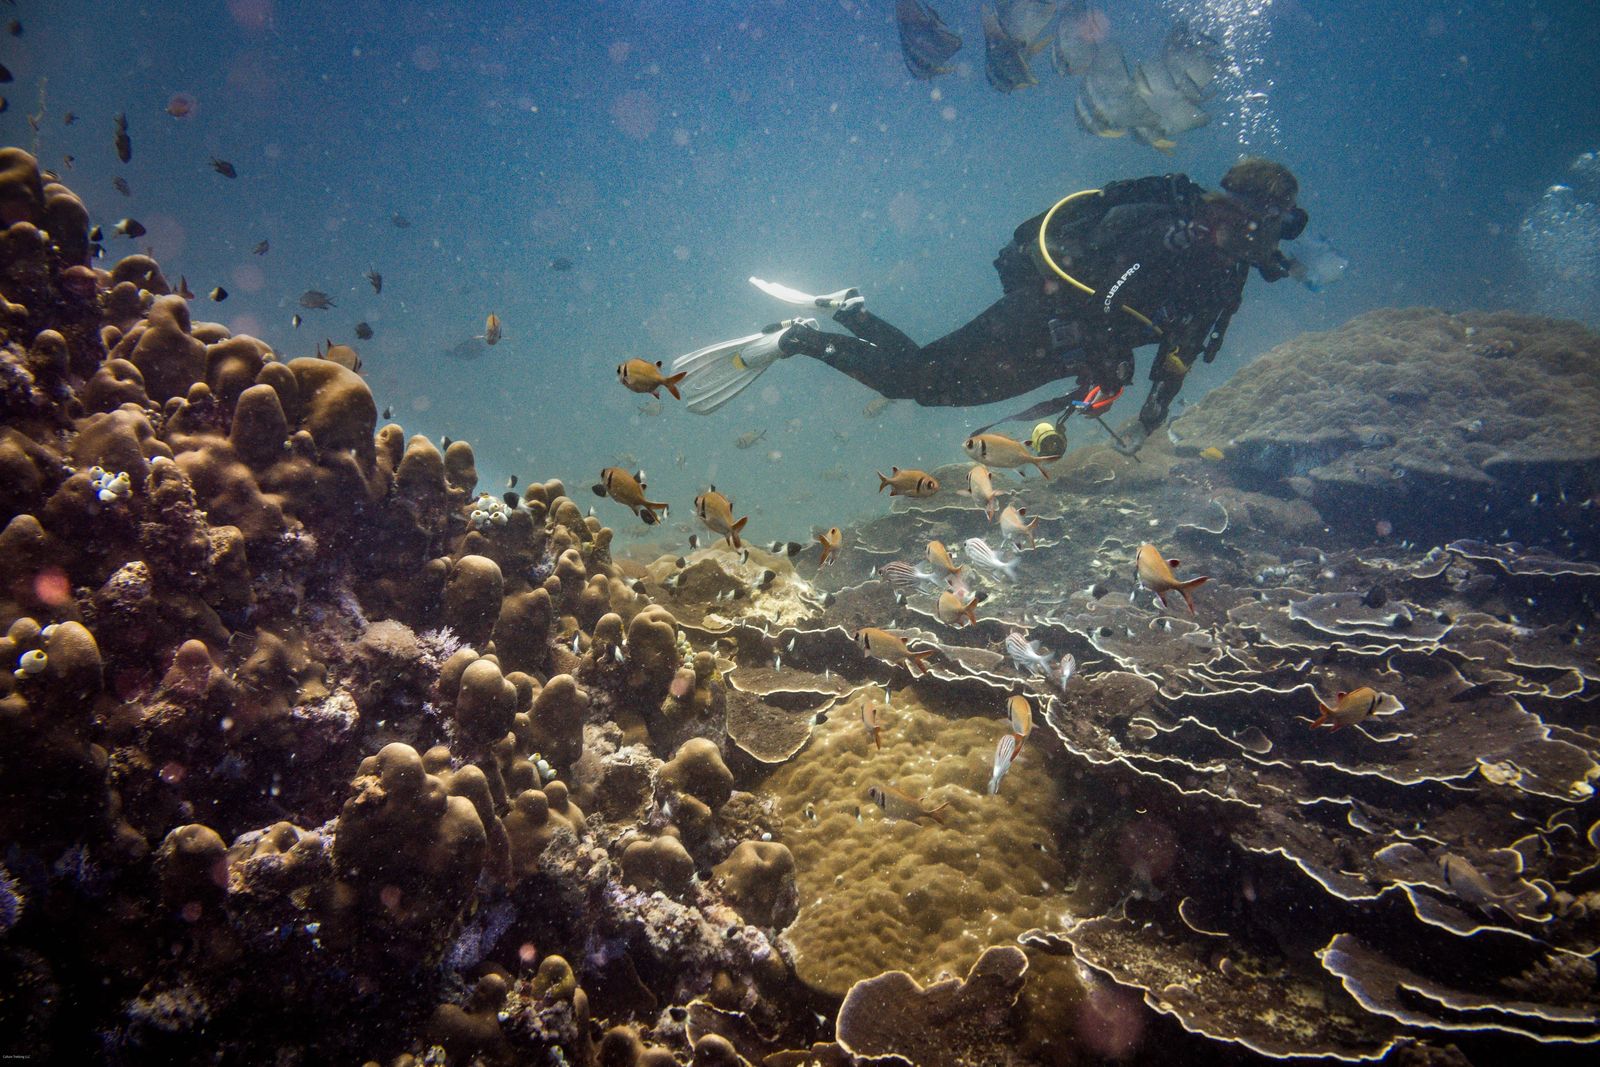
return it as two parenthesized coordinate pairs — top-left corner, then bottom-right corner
(7, 0), (1599, 545)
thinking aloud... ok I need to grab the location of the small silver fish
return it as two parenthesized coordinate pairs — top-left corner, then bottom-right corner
(964, 537), (1020, 582)
(1004, 632), (1054, 676)
(988, 732), (1021, 795)
(1051, 653), (1076, 691)
(877, 560), (943, 595)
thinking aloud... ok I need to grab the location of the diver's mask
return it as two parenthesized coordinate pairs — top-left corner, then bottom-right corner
(1213, 191), (1303, 268)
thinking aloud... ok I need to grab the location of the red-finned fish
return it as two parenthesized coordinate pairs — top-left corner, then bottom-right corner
(963, 433), (1058, 478)
(595, 467), (668, 525)
(877, 467), (939, 498)
(1135, 544), (1210, 613)
(861, 699), (884, 750)
(618, 358), (686, 399)
(926, 539), (962, 575)
(999, 504), (1038, 549)
(1310, 686), (1380, 731)
(867, 783), (947, 824)
(1007, 694), (1033, 740)
(816, 526), (842, 566)
(855, 627), (934, 676)
(694, 486), (748, 549)
(958, 463), (1002, 520)
(987, 732), (1021, 796)
(936, 590), (979, 628)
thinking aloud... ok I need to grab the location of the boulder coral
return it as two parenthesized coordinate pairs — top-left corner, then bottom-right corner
(326, 743), (487, 969)
(712, 840), (798, 929)
(1168, 308), (1600, 543)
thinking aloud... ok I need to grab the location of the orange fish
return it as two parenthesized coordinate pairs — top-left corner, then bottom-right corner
(936, 590), (979, 627)
(816, 526), (842, 567)
(963, 433), (1058, 479)
(618, 357), (687, 400)
(867, 783), (948, 824)
(877, 467), (939, 497)
(855, 627), (934, 676)
(1006, 694), (1033, 740)
(959, 463), (1002, 520)
(926, 540), (962, 575)
(482, 313), (503, 346)
(861, 699), (884, 750)
(1310, 686), (1381, 730)
(1135, 543), (1210, 613)
(595, 468), (668, 525)
(694, 486), (748, 549)
(999, 505), (1038, 549)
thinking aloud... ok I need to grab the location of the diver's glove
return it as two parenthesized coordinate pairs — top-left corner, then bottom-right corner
(1110, 418), (1149, 457)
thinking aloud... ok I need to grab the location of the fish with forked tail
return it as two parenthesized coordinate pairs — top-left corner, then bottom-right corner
(816, 527), (842, 567)
(964, 433), (1057, 478)
(1135, 543), (1209, 613)
(988, 732), (1021, 795)
(1309, 686), (1381, 731)
(861, 699), (885, 750)
(618, 358), (687, 400)
(936, 590), (979, 627)
(855, 627), (934, 676)
(867, 783), (947, 824)
(877, 467), (939, 497)
(958, 463), (1002, 520)
(999, 504), (1038, 549)
(927, 540), (961, 575)
(1006, 694), (1033, 740)
(694, 486), (748, 549)
(594, 468), (669, 526)
(1005, 632), (1054, 677)
(878, 560), (943, 596)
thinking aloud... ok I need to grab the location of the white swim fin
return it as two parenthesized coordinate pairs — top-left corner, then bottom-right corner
(749, 277), (863, 312)
(672, 319), (812, 414)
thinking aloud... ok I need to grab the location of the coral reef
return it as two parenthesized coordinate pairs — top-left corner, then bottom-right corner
(1167, 308), (1600, 548)
(3, 153), (1599, 1066)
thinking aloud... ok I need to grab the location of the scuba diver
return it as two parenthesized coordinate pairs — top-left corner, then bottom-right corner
(671, 157), (1310, 457)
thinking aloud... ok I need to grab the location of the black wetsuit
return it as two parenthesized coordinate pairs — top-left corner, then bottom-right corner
(782, 174), (1263, 434)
